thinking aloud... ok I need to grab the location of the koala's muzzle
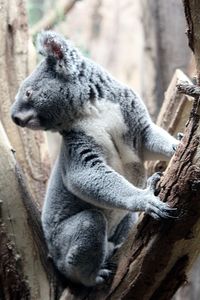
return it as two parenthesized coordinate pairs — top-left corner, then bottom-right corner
(11, 111), (35, 127)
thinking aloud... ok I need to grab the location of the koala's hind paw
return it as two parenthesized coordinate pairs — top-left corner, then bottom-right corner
(95, 268), (112, 285)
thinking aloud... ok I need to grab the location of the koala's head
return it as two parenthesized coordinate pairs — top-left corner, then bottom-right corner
(11, 31), (83, 131)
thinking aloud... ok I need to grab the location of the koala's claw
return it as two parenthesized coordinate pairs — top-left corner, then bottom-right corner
(147, 201), (178, 220)
(173, 138), (181, 151)
(177, 132), (184, 141)
(145, 173), (178, 220)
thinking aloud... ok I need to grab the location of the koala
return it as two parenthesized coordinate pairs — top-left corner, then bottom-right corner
(11, 31), (178, 287)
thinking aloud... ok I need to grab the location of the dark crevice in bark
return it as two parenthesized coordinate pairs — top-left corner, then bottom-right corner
(0, 222), (31, 300)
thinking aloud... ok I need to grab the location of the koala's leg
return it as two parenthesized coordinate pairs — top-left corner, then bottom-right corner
(109, 212), (137, 247)
(143, 123), (179, 161)
(104, 213), (137, 262)
(56, 209), (111, 287)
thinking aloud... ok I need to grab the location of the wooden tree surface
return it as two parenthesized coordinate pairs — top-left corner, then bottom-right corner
(0, 122), (51, 299)
(0, 1), (59, 299)
(0, 0), (50, 207)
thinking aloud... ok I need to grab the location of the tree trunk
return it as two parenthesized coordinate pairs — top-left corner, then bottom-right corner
(0, 0), (50, 207)
(0, 122), (63, 299)
(142, 0), (191, 118)
(0, 1), (61, 298)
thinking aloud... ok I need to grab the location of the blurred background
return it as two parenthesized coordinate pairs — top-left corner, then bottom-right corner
(27, 0), (193, 162)
(26, 0), (198, 298)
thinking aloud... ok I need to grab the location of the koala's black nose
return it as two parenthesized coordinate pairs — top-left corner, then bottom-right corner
(11, 112), (32, 127)
(12, 115), (23, 126)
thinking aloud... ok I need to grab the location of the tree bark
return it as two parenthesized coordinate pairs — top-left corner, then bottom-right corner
(0, 122), (62, 299)
(0, 0), (50, 207)
(0, 1), (63, 298)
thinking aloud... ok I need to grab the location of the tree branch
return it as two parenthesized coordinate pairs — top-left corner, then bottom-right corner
(0, 121), (66, 299)
(0, 0), (50, 207)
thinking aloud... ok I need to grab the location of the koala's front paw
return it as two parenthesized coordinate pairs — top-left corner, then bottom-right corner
(145, 173), (177, 220)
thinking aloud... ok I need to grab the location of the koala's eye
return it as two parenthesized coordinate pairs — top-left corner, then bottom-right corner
(25, 89), (32, 99)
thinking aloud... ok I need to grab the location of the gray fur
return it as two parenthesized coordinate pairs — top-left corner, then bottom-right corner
(11, 31), (178, 287)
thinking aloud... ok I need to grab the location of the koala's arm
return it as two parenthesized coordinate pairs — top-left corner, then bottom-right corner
(62, 131), (175, 220)
(142, 122), (179, 161)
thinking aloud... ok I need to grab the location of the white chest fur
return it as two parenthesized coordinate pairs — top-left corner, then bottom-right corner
(77, 99), (144, 183)
(76, 99), (145, 236)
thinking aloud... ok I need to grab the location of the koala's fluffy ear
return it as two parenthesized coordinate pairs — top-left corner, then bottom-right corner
(37, 31), (65, 60)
